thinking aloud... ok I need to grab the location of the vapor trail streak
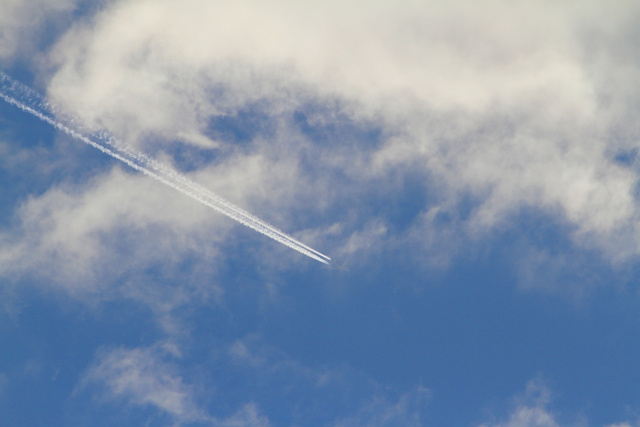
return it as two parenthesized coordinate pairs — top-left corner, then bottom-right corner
(0, 72), (330, 264)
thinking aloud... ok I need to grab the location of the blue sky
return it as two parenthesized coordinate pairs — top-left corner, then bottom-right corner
(2, 1), (640, 426)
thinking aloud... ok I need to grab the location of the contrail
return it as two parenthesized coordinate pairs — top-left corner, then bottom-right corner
(0, 72), (331, 264)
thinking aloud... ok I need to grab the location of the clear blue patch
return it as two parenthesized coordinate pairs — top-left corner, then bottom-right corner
(206, 108), (274, 146)
(613, 148), (638, 167)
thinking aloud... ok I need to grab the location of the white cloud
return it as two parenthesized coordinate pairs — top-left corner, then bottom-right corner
(0, 0), (77, 61)
(0, 163), (235, 334)
(38, 0), (640, 271)
(0, 166), (226, 289)
(48, 0), (636, 116)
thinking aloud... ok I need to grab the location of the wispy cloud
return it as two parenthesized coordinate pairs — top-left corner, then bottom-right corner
(478, 379), (564, 427)
(78, 336), (429, 426)
(78, 341), (274, 426)
(217, 404), (270, 427)
(79, 342), (210, 424)
(227, 335), (431, 425)
(331, 387), (430, 427)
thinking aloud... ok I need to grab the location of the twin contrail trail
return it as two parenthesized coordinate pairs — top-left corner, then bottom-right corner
(0, 72), (331, 264)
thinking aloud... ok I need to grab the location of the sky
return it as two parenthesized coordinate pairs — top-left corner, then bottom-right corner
(1, 0), (640, 426)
